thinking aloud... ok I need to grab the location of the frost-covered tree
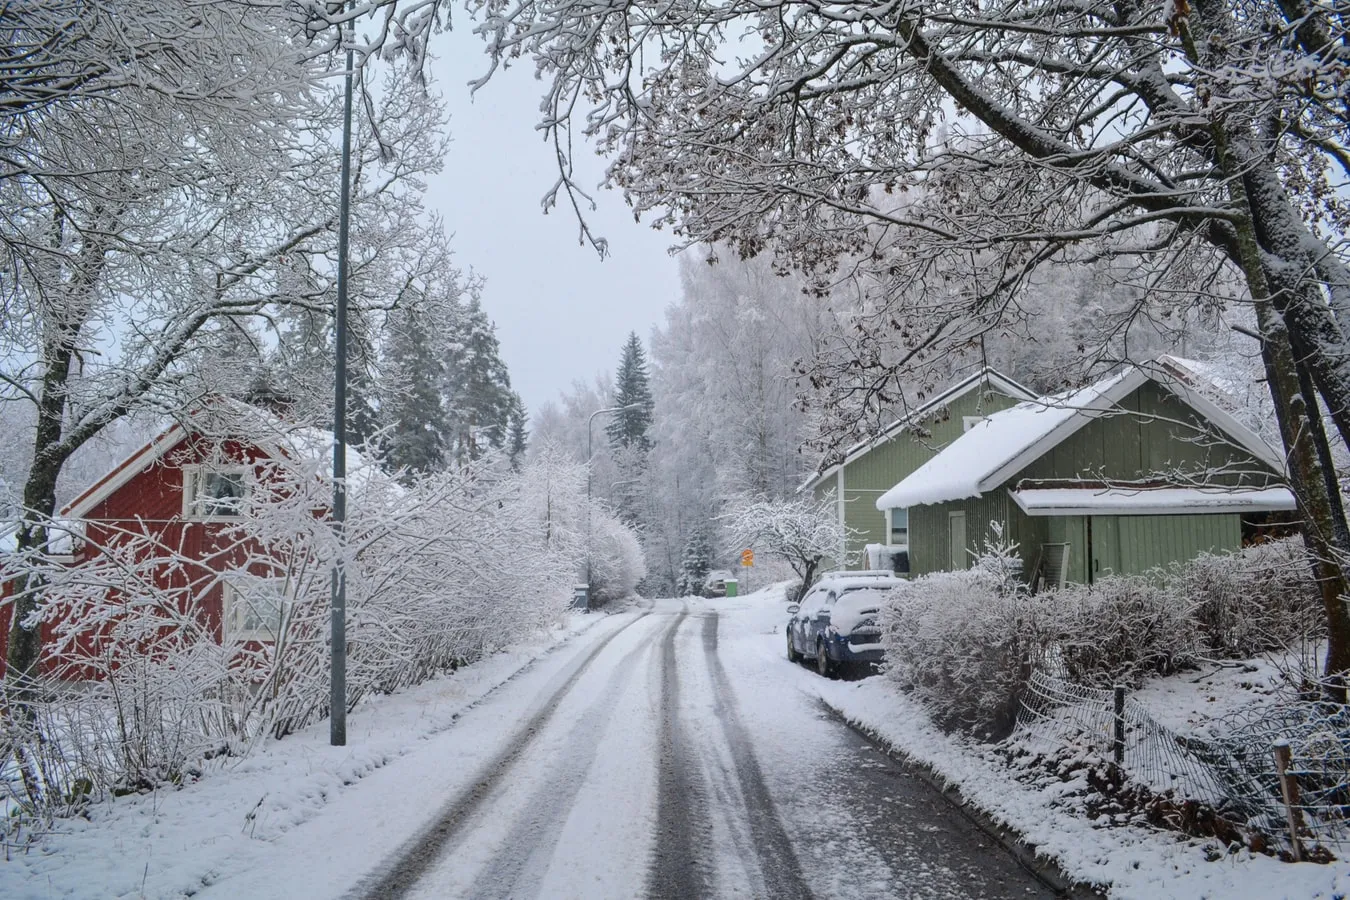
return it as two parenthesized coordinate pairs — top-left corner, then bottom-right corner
(725, 495), (849, 602)
(445, 288), (516, 464)
(605, 333), (656, 527)
(382, 302), (450, 477)
(0, 12), (452, 708)
(446, 0), (1350, 681)
(678, 527), (714, 597)
(507, 394), (529, 471)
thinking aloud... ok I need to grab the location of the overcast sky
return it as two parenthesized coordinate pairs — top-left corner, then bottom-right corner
(422, 29), (685, 418)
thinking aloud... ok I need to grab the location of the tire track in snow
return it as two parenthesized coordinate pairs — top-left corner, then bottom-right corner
(350, 610), (651, 900)
(648, 606), (706, 900)
(700, 610), (813, 900)
(462, 608), (683, 900)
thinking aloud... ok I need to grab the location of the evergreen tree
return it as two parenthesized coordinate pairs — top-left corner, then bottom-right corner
(445, 287), (516, 464)
(507, 393), (529, 471)
(678, 526), (714, 596)
(606, 332), (654, 451)
(382, 295), (451, 478)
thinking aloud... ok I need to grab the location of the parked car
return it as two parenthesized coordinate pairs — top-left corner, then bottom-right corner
(703, 569), (736, 598)
(785, 571), (903, 677)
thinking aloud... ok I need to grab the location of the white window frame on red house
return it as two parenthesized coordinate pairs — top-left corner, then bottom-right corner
(221, 576), (287, 643)
(182, 465), (250, 520)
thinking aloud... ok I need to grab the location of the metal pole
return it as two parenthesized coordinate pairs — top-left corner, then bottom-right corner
(584, 404), (639, 606)
(329, 19), (355, 748)
(586, 414), (595, 601)
(1112, 685), (1126, 767)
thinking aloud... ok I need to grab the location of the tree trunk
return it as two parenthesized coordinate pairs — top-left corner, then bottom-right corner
(1176, 12), (1350, 687)
(1255, 305), (1350, 687)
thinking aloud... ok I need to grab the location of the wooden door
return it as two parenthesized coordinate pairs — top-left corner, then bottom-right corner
(948, 511), (967, 570)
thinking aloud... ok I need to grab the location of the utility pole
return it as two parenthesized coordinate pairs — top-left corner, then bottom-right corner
(585, 403), (640, 606)
(330, 11), (355, 748)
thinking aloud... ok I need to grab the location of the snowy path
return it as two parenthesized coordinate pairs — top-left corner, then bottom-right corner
(304, 596), (1062, 900)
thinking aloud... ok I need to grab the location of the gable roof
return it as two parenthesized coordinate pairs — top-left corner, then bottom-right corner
(801, 367), (1035, 492)
(875, 355), (1286, 511)
(61, 401), (376, 520)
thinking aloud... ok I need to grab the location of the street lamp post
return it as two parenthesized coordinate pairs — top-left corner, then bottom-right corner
(329, 14), (356, 749)
(584, 404), (641, 607)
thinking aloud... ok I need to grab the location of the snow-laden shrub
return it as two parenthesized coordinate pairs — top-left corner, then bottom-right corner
(1050, 574), (1200, 687)
(589, 508), (646, 604)
(880, 558), (1048, 740)
(0, 447), (601, 820)
(878, 535), (1324, 743)
(1173, 539), (1321, 659)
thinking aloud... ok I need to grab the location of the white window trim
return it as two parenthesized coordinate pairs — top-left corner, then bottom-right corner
(888, 506), (909, 546)
(221, 576), (287, 643)
(182, 465), (250, 520)
(948, 510), (968, 570)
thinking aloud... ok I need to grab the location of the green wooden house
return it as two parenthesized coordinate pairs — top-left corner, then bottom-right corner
(874, 356), (1295, 586)
(803, 368), (1034, 568)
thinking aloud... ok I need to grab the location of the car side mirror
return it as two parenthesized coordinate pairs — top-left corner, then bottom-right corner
(786, 603), (800, 614)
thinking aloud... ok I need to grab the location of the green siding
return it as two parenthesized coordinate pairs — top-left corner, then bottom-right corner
(1097, 513), (1239, 578)
(906, 381), (1275, 582)
(915, 504), (1241, 583)
(822, 383), (1023, 564)
(911, 492), (1045, 578)
(1017, 382), (1273, 488)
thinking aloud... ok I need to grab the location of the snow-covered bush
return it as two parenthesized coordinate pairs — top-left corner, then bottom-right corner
(880, 566), (1048, 740)
(1050, 575), (1200, 687)
(877, 535), (1326, 742)
(588, 508), (646, 605)
(0, 445), (595, 822)
(1174, 539), (1321, 659)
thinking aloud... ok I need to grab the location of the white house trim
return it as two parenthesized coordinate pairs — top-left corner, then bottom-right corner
(1009, 486), (1298, 517)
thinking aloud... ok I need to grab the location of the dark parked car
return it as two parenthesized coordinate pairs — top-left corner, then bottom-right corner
(786, 571), (902, 677)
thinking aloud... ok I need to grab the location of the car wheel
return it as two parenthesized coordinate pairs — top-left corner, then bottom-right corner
(786, 628), (800, 663)
(816, 641), (833, 678)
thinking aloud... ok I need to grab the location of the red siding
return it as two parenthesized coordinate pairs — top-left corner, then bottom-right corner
(2, 431), (294, 680)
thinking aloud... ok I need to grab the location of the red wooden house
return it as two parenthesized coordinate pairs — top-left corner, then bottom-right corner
(0, 407), (350, 679)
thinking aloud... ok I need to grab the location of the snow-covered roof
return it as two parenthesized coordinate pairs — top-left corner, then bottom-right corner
(1009, 486), (1297, 517)
(876, 357), (1286, 511)
(801, 367), (1035, 492)
(61, 399), (379, 519)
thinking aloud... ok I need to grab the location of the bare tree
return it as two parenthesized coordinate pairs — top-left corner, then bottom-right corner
(435, 0), (1350, 681)
(1, 9), (449, 718)
(724, 495), (848, 601)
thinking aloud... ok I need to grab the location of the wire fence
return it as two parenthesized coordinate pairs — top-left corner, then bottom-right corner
(1015, 666), (1350, 852)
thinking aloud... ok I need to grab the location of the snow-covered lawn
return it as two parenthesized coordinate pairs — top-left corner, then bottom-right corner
(722, 581), (1350, 900)
(0, 611), (610, 900)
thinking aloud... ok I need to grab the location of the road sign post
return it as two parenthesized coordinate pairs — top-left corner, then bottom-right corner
(740, 548), (754, 593)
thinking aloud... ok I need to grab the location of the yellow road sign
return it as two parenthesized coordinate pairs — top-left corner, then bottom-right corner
(740, 548), (754, 567)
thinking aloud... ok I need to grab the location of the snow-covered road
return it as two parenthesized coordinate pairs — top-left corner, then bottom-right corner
(250, 594), (1060, 900)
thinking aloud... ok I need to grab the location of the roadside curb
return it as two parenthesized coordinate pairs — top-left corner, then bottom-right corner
(819, 701), (1108, 900)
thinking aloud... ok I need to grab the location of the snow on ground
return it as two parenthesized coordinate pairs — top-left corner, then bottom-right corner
(1129, 657), (1288, 736)
(720, 581), (1350, 900)
(0, 610), (612, 900)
